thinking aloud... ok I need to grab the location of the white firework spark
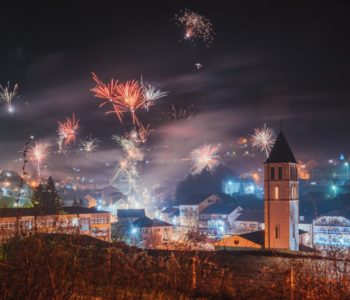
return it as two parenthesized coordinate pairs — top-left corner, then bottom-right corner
(251, 124), (276, 157)
(141, 79), (168, 111)
(0, 82), (19, 113)
(28, 141), (51, 177)
(190, 143), (221, 174)
(80, 137), (100, 155)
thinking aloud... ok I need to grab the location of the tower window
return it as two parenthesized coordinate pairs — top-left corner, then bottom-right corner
(278, 167), (283, 179)
(270, 167), (275, 180)
(274, 186), (279, 199)
(292, 224), (295, 239)
(275, 225), (280, 239)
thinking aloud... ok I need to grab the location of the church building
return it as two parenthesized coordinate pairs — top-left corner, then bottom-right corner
(215, 130), (300, 251)
(264, 131), (299, 251)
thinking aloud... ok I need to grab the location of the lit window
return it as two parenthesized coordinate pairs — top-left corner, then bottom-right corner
(274, 186), (279, 199)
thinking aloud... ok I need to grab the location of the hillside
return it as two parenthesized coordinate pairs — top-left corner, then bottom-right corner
(0, 234), (349, 299)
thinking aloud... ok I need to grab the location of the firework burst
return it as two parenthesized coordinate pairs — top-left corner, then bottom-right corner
(58, 113), (79, 146)
(28, 141), (50, 177)
(80, 137), (100, 155)
(125, 129), (139, 143)
(111, 158), (139, 187)
(0, 82), (19, 113)
(113, 135), (144, 162)
(251, 124), (276, 157)
(90, 73), (125, 122)
(190, 143), (221, 174)
(138, 124), (152, 143)
(173, 9), (214, 46)
(164, 104), (195, 120)
(115, 80), (145, 125)
(141, 79), (168, 111)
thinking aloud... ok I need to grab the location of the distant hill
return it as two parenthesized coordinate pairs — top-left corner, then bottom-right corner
(175, 165), (238, 203)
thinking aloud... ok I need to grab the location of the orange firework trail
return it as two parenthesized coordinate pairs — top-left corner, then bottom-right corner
(58, 113), (79, 146)
(115, 80), (145, 126)
(90, 73), (125, 123)
(138, 124), (152, 143)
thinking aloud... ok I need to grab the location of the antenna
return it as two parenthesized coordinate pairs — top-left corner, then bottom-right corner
(280, 120), (283, 131)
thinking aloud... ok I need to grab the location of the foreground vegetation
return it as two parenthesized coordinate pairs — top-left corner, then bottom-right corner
(1, 234), (350, 299)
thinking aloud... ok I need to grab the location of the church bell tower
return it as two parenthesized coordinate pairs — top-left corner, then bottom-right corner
(264, 131), (299, 251)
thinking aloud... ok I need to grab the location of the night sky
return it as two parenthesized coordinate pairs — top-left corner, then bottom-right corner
(0, 1), (350, 191)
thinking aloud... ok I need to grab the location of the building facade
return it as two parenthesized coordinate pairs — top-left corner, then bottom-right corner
(0, 207), (111, 243)
(199, 204), (242, 237)
(179, 194), (220, 229)
(132, 217), (173, 249)
(313, 211), (350, 248)
(264, 131), (299, 251)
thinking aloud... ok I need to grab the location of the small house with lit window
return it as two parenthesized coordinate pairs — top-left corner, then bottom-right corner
(132, 217), (173, 249)
(231, 209), (264, 234)
(199, 203), (242, 237)
(178, 194), (221, 229)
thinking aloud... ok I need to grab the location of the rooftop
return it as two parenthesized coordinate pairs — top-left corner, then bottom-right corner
(201, 202), (240, 215)
(117, 209), (145, 219)
(317, 209), (350, 221)
(265, 131), (297, 164)
(238, 230), (265, 246)
(0, 206), (110, 218)
(178, 193), (217, 206)
(236, 229), (308, 247)
(161, 207), (179, 216)
(235, 209), (264, 223)
(133, 216), (172, 228)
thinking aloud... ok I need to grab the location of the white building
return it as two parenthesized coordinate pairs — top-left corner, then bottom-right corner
(178, 194), (220, 229)
(313, 210), (350, 248)
(199, 203), (242, 237)
(231, 209), (265, 234)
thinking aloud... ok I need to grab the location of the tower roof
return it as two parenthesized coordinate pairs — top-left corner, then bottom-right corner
(265, 131), (297, 164)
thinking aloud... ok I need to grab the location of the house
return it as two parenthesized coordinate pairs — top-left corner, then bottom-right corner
(313, 210), (350, 248)
(199, 202), (243, 237)
(0, 206), (111, 243)
(215, 231), (265, 250)
(161, 207), (180, 226)
(178, 194), (221, 229)
(231, 209), (264, 234)
(100, 186), (127, 208)
(215, 229), (308, 251)
(132, 217), (173, 249)
(117, 209), (145, 225)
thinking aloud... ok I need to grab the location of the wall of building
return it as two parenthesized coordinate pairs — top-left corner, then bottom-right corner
(0, 212), (111, 243)
(215, 235), (262, 250)
(264, 162), (299, 251)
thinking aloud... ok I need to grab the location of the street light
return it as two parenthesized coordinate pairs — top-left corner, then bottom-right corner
(332, 185), (337, 197)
